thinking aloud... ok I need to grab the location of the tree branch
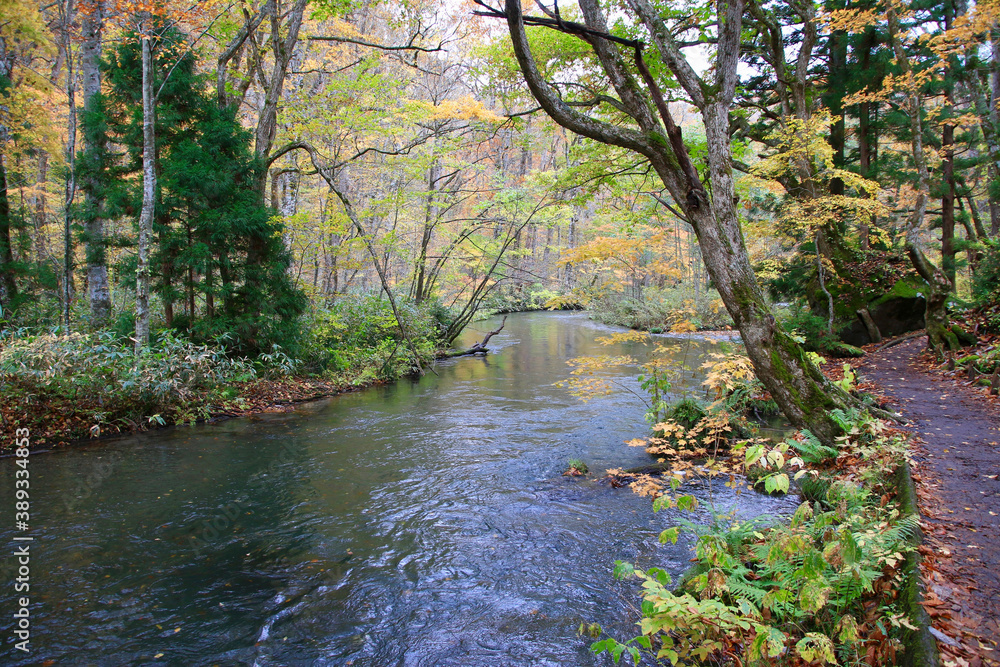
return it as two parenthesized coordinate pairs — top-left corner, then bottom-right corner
(479, 0), (653, 156)
(308, 34), (445, 53)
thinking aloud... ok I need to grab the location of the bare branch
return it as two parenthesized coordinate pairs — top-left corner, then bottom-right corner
(308, 34), (445, 53)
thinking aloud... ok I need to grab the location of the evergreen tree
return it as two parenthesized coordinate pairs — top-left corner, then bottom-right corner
(78, 25), (305, 352)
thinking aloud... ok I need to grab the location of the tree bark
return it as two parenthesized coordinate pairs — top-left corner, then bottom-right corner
(62, 0), (77, 329)
(439, 316), (507, 357)
(886, 8), (957, 356)
(413, 159), (441, 304)
(493, 0), (854, 445)
(0, 46), (18, 310)
(992, 31), (1000, 236)
(135, 32), (156, 353)
(0, 156), (16, 310)
(80, 0), (111, 324)
(253, 0), (307, 197)
(857, 308), (882, 344)
(942, 105), (956, 286)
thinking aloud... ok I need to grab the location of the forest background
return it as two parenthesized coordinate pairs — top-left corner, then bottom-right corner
(2, 0), (1000, 443)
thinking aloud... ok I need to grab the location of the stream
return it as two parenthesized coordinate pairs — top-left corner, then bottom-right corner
(0, 312), (797, 666)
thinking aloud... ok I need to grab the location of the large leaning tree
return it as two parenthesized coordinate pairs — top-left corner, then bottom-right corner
(476, 0), (857, 444)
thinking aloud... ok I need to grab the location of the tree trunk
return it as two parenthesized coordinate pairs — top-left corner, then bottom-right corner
(887, 8), (957, 357)
(0, 48), (17, 310)
(413, 160), (440, 304)
(81, 1), (111, 324)
(990, 31), (1000, 236)
(826, 27), (847, 197)
(253, 0), (307, 197)
(135, 33), (156, 354)
(63, 0), (77, 330)
(0, 157), (17, 310)
(857, 308), (882, 344)
(941, 109), (956, 286)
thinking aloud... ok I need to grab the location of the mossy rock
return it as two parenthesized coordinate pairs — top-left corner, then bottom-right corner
(825, 342), (865, 358)
(872, 277), (927, 305)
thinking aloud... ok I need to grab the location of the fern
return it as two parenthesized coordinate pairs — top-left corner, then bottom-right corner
(830, 408), (861, 432)
(791, 430), (839, 463)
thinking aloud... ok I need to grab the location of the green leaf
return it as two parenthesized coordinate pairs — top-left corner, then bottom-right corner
(659, 527), (680, 544)
(612, 560), (635, 579)
(796, 632), (838, 664)
(799, 579), (832, 613)
(676, 495), (699, 511)
(836, 614), (860, 643)
(774, 473), (789, 494)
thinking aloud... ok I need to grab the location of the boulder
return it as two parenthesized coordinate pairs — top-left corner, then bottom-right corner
(839, 279), (927, 346)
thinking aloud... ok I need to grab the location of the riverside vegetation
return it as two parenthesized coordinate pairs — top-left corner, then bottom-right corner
(3, 1), (1000, 662)
(0, 294), (454, 446)
(561, 336), (922, 666)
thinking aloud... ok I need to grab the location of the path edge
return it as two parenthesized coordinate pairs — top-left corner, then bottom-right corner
(895, 459), (942, 667)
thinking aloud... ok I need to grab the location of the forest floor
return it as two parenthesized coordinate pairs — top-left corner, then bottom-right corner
(857, 335), (1000, 667)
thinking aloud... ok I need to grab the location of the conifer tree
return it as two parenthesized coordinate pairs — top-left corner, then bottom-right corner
(80, 25), (305, 352)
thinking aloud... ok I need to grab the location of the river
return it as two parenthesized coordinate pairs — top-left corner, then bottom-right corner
(0, 312), (796, 666)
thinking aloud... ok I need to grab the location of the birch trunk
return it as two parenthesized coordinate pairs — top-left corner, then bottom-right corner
(135, 33), (156, 353)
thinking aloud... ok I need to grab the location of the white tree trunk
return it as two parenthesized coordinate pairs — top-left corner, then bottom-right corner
(135, 33), (155, 354)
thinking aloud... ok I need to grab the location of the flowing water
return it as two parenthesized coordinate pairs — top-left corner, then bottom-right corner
(0, 312), (796, 666)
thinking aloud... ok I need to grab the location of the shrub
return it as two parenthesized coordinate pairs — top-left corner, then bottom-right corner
(973, 238), (1000, 308)
(666, 397), (707, 429)
(479, 282), (576, 314)
(597, 411), (917, 667)
(294, 293), (446, 378)
(779, 302), (838, 352)
(0, 330), (255, 434)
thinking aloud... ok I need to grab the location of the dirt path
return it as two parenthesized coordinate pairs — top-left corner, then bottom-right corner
(859, 337), (1000, 665)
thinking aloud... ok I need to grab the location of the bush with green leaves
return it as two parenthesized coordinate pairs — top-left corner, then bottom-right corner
(295, 294), (446, 380)
(0, 330), (256, 431)
(973, 238), (1000, 314)
(778, 302), (838, 352)
(479, 282), (574, 314)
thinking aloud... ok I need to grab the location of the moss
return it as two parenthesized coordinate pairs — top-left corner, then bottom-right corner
(872, 277), (928, 306)
(826, 342), (865, 358)
(950, 326), (976, 346)
(649, 132), (681, 171)
(893, 462), (942, 667)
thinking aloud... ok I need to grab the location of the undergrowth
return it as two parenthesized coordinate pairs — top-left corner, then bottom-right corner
(582, 355), (918, 666)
